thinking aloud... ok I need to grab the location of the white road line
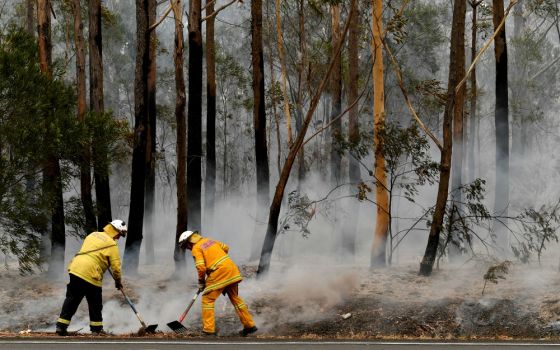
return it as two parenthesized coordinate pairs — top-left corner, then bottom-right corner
(1, 341), (560, 346)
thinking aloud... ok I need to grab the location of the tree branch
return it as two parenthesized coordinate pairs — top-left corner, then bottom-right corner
(149, 1), (174, 31)
(202, 0), (237, 22)
(456, 0), (519, 93)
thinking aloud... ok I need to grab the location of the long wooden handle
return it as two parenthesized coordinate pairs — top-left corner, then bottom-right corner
(178, 292), (200, 323)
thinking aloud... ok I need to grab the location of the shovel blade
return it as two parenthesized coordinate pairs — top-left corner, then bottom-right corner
(167, 320), (188, 334)
(145, 324), (158, 333)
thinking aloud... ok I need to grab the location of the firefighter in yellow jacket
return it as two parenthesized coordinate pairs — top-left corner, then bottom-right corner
(179, 230), (257, 336)
(55, 220), (127, 336)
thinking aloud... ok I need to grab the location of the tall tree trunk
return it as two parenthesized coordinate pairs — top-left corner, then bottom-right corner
(125, 0), (155, 273)
(371, 0), (389, 267)
(72, 0), (96, 233)
(143, 0), (157, 265)
(449, 0), (467, 261)
(204, 0), (217, 232)
(330, 4), (342, 186)
(173, 0), (187, 271)
(44, 157), (66, 275)
(257, 0), (356, 276)
(37, 0), (51, 75)
(250, 0), (270, 261)
(26, 0), (35, 35)
(345, 1), (361, 258)
(511, 0), (525, 159)
(187, 0), (203, 231)
(275, 0), (293, 146)
(38, 0), (66, 275)
(419, 0), (466, 276)
(492, 0), (510, 253)
(467, 0), (479, 184)
(296, 0), (306, 184)
(89, 0), (112, 230)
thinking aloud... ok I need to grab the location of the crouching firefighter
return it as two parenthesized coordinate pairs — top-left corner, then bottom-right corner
(178, 230), (258, 336)
(55, 220), (127, 336)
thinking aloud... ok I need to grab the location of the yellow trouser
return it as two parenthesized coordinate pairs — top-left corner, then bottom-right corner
(201, 282), (255, 333)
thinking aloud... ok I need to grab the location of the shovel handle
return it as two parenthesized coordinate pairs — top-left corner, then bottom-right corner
(120, 289), (148, 328)
(107, 268), (148, 328)
(178, 291), (200, 323)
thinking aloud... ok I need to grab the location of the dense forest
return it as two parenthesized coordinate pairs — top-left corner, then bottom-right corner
(1, 0), (560, 280)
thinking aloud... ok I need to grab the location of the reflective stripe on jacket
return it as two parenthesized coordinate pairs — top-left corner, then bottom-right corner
(68, 224), (122, 287)
(191, 237), (242, 293)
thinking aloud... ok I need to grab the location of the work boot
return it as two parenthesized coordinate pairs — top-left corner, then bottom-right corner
(239, 326), (258, 337)
(55, 326), (68, 336)
(91, 329), (110, 336)
(202, 330), (217, 337)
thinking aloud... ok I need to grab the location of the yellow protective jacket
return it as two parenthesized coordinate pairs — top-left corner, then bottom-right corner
(68, 224), (122, 287)
(191, 237), (242, 293)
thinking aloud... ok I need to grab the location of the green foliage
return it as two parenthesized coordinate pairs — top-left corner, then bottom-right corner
(512, 201), (560, 264)
(482, 260), (512, 295)
(279, 191), (315, 238)
(380, 122), (439, 202)
(0, 28), (72, 272)
(526, 0), (559, 20)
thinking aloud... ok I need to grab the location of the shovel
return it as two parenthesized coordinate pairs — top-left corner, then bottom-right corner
(167, 290), (201, 334)
(108, 269), (158, 335)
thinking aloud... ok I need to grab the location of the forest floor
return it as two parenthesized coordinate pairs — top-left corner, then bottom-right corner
(3, 260), (560, 340)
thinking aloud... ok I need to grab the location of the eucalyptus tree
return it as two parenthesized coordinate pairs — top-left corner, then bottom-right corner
(125, 0), (157, 273)
(371, 0), (389, 267)
(251, 0), (270, 261)
(187, 0), (203, 232)
(204, 0), (217, 232)
(257, 0), (356, 276)
(172, 0), (187, 270)
(419, 0), (466, 276)
(0, 30), (76, 275)
(492, 0), (510, 253)
(344, 0), (362, 257)
(37, 0), (67, 275)
(90, 0), (113, 231)
(71, 0), (96, 233)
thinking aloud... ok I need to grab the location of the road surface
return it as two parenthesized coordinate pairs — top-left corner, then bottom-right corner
(3, 339), (560, 350)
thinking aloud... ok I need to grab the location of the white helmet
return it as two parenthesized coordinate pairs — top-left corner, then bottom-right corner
(110, 219), (128, 237)
(178, 230), (196, 244)
(178, 231), (201, 245)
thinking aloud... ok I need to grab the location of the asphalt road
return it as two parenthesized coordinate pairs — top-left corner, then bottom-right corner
(3, 340), (560, 350)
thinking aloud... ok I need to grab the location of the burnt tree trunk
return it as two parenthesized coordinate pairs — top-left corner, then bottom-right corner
(187, 0), (203, 231)
(419, 0), (466, 276)
(72, 0), (96, 233)
(492, 0), (510, 252)
(89, 0), (112, 230)
(251, 0), (270, 260)
(296, 0), (306, 184)
(125, 0), (155, 273)
(257, 0), (356, 276)
(143, 0), (157, 264)
(467, 0), (480, 184)
(173, 0), (187, 270)
(204, 0), (217, 232)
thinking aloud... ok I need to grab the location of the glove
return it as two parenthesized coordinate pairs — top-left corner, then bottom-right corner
(115, 280), (123, 290)
(197, 280), (205, 294)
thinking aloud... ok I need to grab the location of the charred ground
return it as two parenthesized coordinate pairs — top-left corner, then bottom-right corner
(2, 261), (560, 340)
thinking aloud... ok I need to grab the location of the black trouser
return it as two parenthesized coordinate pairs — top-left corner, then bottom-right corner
(56, 274), (103, 332)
